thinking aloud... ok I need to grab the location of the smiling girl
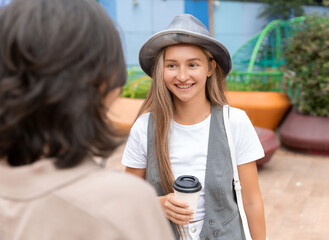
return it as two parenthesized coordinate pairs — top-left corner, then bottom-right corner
(122, 14), (267, 240)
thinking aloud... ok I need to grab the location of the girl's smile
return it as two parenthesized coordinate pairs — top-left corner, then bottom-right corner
(176, 84), (193, 89)
(175, 83), (194, 91)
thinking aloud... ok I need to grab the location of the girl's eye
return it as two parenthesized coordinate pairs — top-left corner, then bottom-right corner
(188, 63), (198, 68)
(166, 64), (177, 69)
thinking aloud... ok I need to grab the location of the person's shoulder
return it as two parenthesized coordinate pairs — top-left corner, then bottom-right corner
(135, 112), (150, 125)
(55, 168), (158, 219)
(128, 112), (150, 142)
(83, 169), (156, 199)
(85, 169), (175, 240)
(48, 169), (166, 239)
(227, 106), (249, 123)
(228, 106), (246, 117)
(131, 112), (150, 132)
(54, 168), (175, 240)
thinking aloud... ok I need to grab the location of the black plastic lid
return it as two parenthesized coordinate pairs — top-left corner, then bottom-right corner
(173, 175), (202, 193)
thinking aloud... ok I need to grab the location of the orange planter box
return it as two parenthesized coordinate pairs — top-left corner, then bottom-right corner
(226, 91), (291, 130)
(108, 91), (291, 133)
(107, 97), (144, 134)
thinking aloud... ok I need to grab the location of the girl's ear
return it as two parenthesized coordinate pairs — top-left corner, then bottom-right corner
(208, 59), (217, 77)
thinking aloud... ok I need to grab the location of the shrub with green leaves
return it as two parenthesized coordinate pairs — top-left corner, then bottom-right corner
(121, 69), (282, 98)
(121, 76), (151, 99)
(226, 71), (283, 91)
(258, 0), (313, 21)
(282, 15), (329, 117)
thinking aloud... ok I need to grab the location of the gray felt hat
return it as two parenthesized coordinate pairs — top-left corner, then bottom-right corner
(139, 14), (232, 77)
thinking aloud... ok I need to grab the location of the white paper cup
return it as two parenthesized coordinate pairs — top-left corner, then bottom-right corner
(174, 189), (201, 216)
(173, 175), (202, 218)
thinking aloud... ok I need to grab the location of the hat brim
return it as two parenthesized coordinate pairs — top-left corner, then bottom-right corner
(139, 29), (232, 77)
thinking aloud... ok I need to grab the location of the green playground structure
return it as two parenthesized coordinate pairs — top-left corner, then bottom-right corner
(123, 17), (306, 98)
(227, 16), (306, 91)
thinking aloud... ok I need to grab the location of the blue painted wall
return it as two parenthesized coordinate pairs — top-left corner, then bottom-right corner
(184, 0), (209, 29)
(0, 0), (11, 7)
(114, 0), (184, 65)
(99, 0), (116, 21)
(213, 1), (265, 56)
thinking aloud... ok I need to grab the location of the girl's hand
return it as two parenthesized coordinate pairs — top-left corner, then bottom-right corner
(158, 193), (195, 225)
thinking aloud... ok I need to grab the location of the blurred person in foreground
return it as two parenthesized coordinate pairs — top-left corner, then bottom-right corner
(0, 0), (174, 239)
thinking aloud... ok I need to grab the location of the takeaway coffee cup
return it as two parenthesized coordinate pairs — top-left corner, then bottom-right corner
(173, 175), (202, 217)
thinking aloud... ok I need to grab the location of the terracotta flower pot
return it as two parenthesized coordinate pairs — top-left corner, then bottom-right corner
(226, 91), (291, 130)
(279, 109), (329, 155)
(107, 97), (144, 134)
(255, 127), (280, 169)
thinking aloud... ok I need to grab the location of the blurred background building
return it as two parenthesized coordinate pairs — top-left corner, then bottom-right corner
(1, 0), (327, 66)
(98, 0), (328, 66)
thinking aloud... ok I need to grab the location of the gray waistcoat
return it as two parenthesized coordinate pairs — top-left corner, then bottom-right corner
(146, 105), (246, 240)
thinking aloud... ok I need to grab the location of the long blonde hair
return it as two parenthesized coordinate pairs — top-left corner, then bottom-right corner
(137, 45), (228, 194)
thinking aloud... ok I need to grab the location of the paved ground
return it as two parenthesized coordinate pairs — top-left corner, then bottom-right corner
(105, 143), (329, 240)
(258, 147), (329, 240)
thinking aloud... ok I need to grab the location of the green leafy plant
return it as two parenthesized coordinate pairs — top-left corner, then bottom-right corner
(258, 0), (313, 21)
(121, 76), (151, 99)
(121, 68), (283, 99)
(226, 71), (283, 91)
(282, 15), (329, 117)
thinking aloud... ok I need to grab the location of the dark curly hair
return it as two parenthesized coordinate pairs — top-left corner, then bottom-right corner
(0, 0), (127, 168)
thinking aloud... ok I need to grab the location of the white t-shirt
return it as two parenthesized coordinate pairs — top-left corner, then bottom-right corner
(122, 107), (264, 221)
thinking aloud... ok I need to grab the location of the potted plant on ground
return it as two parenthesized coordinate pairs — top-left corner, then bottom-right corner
(279, 15), (329, 154)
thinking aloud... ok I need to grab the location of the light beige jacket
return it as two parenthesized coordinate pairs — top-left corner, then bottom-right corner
(0, 159), (174, 240)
